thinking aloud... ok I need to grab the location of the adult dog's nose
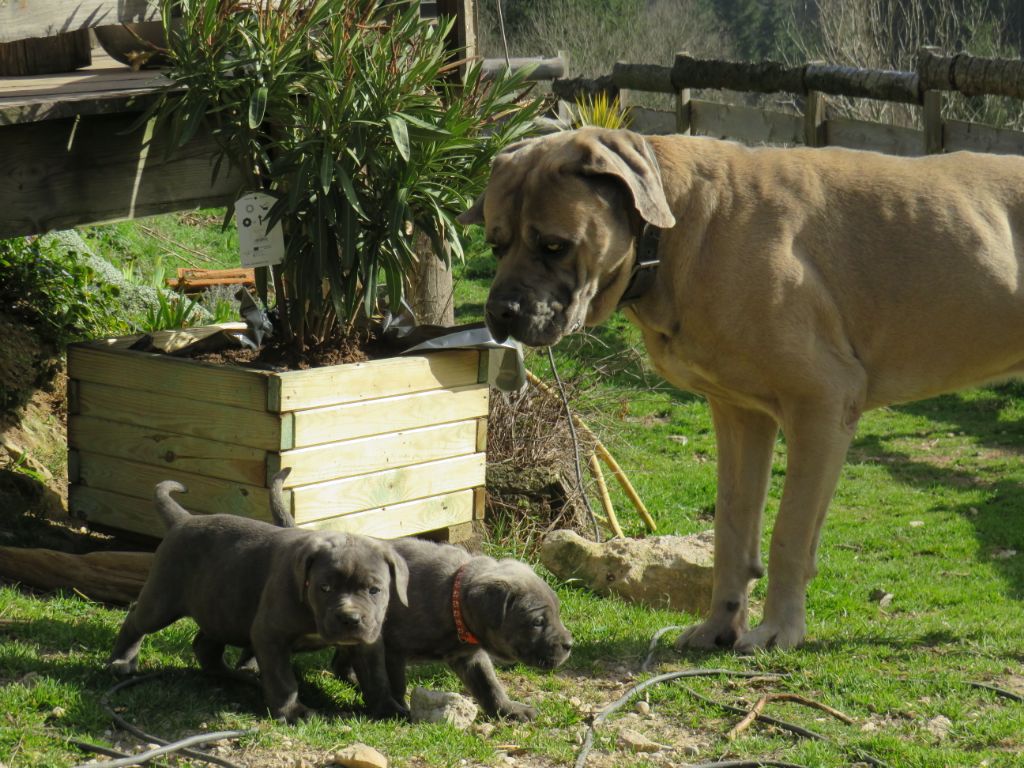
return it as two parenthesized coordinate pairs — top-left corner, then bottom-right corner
(485, 296), (521, 343)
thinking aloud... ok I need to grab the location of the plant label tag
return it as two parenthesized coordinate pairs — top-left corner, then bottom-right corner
(235, 192), (285, 268)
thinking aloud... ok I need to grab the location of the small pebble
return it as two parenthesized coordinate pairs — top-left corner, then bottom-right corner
(635, 700), (651, 716)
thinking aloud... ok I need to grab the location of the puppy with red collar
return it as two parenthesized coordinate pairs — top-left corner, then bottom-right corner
(334, 537), (574, 721)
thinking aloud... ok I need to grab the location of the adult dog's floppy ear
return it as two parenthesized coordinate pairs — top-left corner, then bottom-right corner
(564, 128), (676, 229)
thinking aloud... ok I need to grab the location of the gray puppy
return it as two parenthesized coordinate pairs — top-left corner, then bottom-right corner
(336, 537), (574, 721)
(107, 480), (409, 723)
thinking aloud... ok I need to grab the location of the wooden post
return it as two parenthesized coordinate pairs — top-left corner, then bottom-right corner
(675, 51), (692, 135)
(557, 49), (573, 124)
(803, 90), (826, 148)
(920, 47), (944, 155)
(0, 30), (90, 76)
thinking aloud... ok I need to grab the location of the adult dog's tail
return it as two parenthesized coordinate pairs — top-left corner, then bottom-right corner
(154, 481), (191, 530)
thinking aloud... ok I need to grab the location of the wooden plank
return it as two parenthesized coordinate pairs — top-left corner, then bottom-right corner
(944, 120), (1024, 155)
(690, 99), (803, 146)
(68, 345), (270, 412)
(0, 111), (240, 239)
(0, 30), (91, 76)
(804, 90), (826, 147)
(272, 350), (481, 411)
(74, 451), (277, 518)
(73, 382), (284, 454)
(299, 489), (475, 538)
(475, 418), (487, 453)
(277, 420), (479, 487)
(1, 1), (161, 44)
(291, 454), (485, 524)
(923, 89), (944, 154)
(629, 107), (676, 135)
(826, 116), (924, 156)
(291, 384), (487, 448)
(69, 414), (270, 486)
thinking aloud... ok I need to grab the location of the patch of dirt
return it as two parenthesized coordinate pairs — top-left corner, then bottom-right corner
(191, 332), (381, 370)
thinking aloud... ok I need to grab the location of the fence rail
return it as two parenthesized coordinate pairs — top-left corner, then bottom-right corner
(551, 49), (1024, 157)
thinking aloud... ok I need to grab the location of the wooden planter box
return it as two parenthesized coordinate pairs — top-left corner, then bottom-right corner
(67, 337), (488, 540)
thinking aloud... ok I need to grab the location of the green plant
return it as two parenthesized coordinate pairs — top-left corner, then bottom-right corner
(148, 0), (540, 353)
(566, 92), (632, 129)
(0, 236), (128, 346)
(139, 291), (205, 332)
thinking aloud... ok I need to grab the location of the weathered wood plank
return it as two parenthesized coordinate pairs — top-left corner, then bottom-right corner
(276, 420), (479, 487)
(480, 56), (565, 81)
(290, 454), (485, 524)
(291, 384), (487, 448)
(944, 120), (1024, 155)
(1, 1), (160, 44)
(71, 381), (285, 451)
(69, 414), (270, 485)
(628, 107), (676, 135)
(690, 99), (803, 145)
(0, 111), (239, 239)
(300, 489), (475, 538)
(74, 451), (276, 519)
(271, 350), (481, 411)
(0, 545), (152, 603)
(825, 117), (924, 156)
(0, 30), (91, 75)
(68, 346), (270, 412)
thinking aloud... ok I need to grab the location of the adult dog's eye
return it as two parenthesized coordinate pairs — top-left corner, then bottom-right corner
(540, 241), (568, 256)
(489, 243), (508, 260)
(368, 586), (380, 595)
(320, 584), (331, 593)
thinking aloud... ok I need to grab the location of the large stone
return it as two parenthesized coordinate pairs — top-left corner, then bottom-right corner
(539, 529), (717, 615)
(409, 687), (478, 728)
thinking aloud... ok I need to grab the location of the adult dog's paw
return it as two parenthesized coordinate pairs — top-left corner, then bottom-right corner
(273, 702), (315, 724)
(675, 618), (744, 651)
(734, 620), (805, 654)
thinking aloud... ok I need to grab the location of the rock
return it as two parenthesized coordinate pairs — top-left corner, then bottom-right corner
(635, 700), (650, 716)
(540, 529), (723, 615)
(328, 743), (387, 768)
(471, 722), (496, 738)
(409, 687), (478, 728)
(924, 715), (952, 740)
(617, 728), (664, 753)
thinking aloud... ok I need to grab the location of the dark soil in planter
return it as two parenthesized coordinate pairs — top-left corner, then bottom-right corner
(192, 331), (383, 370)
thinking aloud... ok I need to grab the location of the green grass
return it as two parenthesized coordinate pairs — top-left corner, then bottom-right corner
(2, 214), (1023, 766)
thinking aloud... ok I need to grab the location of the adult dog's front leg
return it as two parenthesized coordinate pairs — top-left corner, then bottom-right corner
(677, 399), (778, 650)
(737, 401), (858, 652)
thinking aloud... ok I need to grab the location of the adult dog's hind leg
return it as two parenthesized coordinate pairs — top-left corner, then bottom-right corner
(736, 399), (859, 652)
(677, 399), (778, 650)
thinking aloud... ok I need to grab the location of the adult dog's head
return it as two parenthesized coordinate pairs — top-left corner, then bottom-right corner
(463, 559), (573, 670)
(296, 533), (409, 646)
(459, 127), (675, 346)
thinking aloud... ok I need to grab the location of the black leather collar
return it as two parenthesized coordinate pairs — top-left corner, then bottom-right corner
(617, 224), (661, 308)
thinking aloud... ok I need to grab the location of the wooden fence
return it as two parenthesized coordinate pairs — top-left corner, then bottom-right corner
(551, 49), (1024, 157)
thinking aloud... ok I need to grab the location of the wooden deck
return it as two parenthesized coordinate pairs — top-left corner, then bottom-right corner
(0, 50), (238, 240)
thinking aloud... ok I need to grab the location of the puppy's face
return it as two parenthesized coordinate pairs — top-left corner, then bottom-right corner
(476, 562), (573, 670)
(459, 128), (674, 347)
(299, 535), (409, 645)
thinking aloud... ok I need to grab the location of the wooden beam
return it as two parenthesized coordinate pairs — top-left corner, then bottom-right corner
(918, 48), (1024, 100)
(480, 56), (566, 81)
(0, 546), (152, 604)
(1, 0), (161, 44)
(826, 116), (924, 157)
(0, 111), (240, 239)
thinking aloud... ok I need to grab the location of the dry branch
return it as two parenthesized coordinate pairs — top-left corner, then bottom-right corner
(0, 546), (152, 604)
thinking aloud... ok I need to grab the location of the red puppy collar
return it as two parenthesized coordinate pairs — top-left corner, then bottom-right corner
(452, 565), (479, 645)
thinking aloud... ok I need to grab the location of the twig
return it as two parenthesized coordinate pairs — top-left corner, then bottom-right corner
(727, 692), (854, 740)
(137, 224), (215, 268)
(574, 668), (786, 768)
(640, 624), (685, 672)
(97, 673), (250, 768)
(969, 681), (1024, 703)
(546, 347), (602, 542)
(525, 368), (656, 532)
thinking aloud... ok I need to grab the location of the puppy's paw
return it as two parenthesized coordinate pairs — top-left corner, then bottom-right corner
(107, 658), (137, 676)
(369, 698), (410, 721)
(675, 618), (743, 651)
(734, 620), (805, 654)
(497, 701), (537, 722)
(273, 702), (315, 724)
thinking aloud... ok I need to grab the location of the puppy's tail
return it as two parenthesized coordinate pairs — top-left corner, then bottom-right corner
(269, 468), (294, 528)
(154, 481), (191, 530)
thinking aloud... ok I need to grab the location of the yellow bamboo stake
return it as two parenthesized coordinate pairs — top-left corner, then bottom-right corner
(588, 453), (624, 538)
(524, 369), (656, 532)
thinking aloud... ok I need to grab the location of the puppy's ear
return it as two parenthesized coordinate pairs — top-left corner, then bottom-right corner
(563, 128), (676, 229)
(457, 195), (485, 226)
(383, 545), (409, 606)
(293, 540), (324, 605)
